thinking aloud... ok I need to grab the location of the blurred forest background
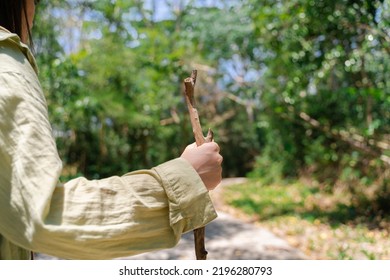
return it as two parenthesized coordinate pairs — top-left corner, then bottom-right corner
(32, 0), (389, 258)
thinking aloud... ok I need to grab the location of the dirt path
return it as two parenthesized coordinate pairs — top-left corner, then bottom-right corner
(35, 178), (307, 260)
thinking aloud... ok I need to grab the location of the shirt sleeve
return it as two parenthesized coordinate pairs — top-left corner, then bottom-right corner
(0, 69), (217, 259)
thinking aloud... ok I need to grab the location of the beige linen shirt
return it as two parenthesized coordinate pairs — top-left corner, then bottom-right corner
(0, 27), (217, 260)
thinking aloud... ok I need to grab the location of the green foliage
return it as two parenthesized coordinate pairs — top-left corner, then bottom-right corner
(32, 0), (389, 211)
(247, 0), (389, 201)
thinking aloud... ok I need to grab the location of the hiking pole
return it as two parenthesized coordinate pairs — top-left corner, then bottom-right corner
(183, 70), (213, 260)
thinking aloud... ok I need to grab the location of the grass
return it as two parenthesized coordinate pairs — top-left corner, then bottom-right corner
(222, 179), (390, 260)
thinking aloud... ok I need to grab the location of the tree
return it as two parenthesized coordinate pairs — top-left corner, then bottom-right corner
(248, 0), (389, 211)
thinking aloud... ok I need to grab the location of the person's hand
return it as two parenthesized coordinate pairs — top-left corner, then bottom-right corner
(180, 142), (223, 190)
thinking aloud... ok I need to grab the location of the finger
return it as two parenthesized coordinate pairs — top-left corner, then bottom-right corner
(217, 155), (223, 165)
(186, 142), (197, 149)
(205, 141), (220, 152)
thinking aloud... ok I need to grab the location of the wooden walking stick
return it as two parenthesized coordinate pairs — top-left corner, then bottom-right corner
(183, 70), (213, 260)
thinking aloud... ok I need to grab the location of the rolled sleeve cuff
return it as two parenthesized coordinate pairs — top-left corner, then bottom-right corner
(153, 158), (217, 235)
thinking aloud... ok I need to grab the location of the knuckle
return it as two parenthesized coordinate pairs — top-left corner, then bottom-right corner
(209, 142), (220, 151)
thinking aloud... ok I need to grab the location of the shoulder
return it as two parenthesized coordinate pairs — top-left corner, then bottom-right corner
(0, 61), (46, 120)
(0, 27), (44, 104)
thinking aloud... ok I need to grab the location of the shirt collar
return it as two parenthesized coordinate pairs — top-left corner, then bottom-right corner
(0, 26), (39, 74)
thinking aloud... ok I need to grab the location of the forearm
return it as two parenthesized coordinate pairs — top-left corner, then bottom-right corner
(20, 159), (216, 259)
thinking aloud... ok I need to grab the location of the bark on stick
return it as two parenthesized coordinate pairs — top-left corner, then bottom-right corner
(184, 70), (213, 260)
